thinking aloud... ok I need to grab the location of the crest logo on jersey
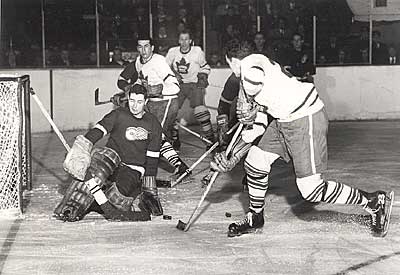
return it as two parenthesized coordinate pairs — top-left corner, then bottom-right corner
(138, 71), (149, 86)
(176, 57), (190, 74)
(125, 127), (148, 141)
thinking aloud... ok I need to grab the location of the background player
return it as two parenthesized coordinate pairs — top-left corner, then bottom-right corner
(165, 30), (213, 150)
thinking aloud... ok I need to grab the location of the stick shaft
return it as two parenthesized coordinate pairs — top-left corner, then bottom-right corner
(31, 93), (71, 152)
(170, 141), (219, 188)
(183, 123), (243, 231)
(170, 122), (240, 188)
(184, 171), (219, 231)
(177, 123), (212, 145)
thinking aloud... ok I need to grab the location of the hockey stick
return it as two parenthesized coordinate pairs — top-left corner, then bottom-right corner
(94, 88), (112, 106)
(177, 123), (244, 232)
(171, 122), (240, 188)
(176, 123), (213, 145)
(29, 88), (71, 152)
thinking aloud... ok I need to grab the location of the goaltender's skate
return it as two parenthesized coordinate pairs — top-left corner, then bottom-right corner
(228, 210), (264, 237)
(364, 190), (394, 237)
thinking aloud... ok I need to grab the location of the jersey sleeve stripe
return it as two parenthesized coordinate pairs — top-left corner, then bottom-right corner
(163, 74), (176, 82)
(200, 62), (209, 68)
(146, 150), (160, 158)
(94, 124), (108, 136)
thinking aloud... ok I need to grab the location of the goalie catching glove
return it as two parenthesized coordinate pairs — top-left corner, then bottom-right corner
(210, 137), (252, 172)
(197, 73), (209, 89)
(63, 135), (93, 181)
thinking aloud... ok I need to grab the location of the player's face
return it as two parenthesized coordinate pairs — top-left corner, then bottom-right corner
(137, 40), (154, 61)
(226, 56), (241, 77)
(128, 93), (147, 118)
(179, 33), (192, 51)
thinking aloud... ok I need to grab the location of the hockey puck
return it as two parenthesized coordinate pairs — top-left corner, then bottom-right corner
(225, 212), (232, 217)
(163, 215), (172, 220)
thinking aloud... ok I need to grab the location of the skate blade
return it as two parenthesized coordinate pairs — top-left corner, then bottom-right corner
(381, 191), (394, 237)
(227, 228), (263, 238)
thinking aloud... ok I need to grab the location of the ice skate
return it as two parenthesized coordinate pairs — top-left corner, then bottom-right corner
(364, 190), (394, 237)
(228, 210), (264, 237)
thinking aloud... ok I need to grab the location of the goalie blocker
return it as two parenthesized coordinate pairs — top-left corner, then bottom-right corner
(55, 145), (151, 222)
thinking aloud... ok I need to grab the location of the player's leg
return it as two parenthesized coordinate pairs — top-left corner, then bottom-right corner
(191, 85), (215, 145)
(228, 121), (287, 237)
(286, 108), (392, 236)
(171, 84), (189, 151)
(148, 99), (190, 178)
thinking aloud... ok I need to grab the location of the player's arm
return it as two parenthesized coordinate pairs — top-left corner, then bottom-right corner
(156, 56), (180, 96)
(165, 49), (183, 84)
(63, 110), (117, 180)
(117, 62), (138, 92)
(140, 118), (163, 216)
(197, 49), (211, 88)
(217, 73), (240, 116)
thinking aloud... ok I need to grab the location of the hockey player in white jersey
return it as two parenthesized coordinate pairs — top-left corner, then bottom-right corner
(211, 43), (394, 238)
(165, 30), (214, 150)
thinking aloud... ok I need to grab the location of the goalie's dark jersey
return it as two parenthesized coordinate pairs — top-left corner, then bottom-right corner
(85, 107), (162, 177)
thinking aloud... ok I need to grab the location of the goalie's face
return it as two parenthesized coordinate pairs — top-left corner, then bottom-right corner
(128, 93), (147, 118)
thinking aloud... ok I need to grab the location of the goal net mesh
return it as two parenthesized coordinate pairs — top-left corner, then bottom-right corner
(0, 76), (31, 216)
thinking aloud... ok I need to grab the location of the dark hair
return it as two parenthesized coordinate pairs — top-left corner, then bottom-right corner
(137, 35), (154, 46)
(128, 84), (148, 99)
(225, 39), (254, 60)
(178, 29), (192, 39)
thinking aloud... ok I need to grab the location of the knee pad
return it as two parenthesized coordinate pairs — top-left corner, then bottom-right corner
(193, 105), (211, 123)
(85, 147), (121, 184)
(296, 174), (325, 202)
(244, 146), (279, 179)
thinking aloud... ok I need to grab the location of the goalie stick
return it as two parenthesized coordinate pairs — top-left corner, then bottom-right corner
(30, 88), (71, 152)
(177, 123), (244, 232)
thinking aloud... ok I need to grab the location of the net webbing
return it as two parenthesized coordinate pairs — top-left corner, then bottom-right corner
(0, 80), (21, 213)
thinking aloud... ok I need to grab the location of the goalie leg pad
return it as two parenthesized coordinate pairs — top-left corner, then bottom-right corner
(54, 180), (95, 222)
(85, 147), (121, 183)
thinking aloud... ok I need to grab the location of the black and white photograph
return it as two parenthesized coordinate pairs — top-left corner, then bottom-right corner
(0, 0), (399, 274)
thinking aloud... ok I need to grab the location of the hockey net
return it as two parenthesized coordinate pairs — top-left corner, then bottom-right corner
(0, 75), (31, 217)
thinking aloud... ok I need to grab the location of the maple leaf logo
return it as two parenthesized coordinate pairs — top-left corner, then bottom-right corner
(176, 57), (190, 74)
(138, 71), (149, 86)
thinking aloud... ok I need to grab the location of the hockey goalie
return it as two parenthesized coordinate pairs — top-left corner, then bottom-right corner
(54, 84), (164, 222)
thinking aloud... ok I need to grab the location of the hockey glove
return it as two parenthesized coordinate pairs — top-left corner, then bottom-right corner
(110, 91), (127, 107)
(210, 152), (240, 172)
(236, 97), (258, 126)
(63, 135), (93, 180)
(147, 84), (163, 98)
(216, 114), (229, 147)
(138, 176), (163, 216)
(197, 73), (209, 89)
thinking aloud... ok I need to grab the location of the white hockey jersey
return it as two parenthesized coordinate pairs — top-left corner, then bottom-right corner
(165, 46), (210, 83)
(135, 53), (180, 98)
(240, 54), (324, 122)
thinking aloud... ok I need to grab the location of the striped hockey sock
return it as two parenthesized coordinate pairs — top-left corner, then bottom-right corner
(160, 140), (181, 168)
(194, 105), (214, 141)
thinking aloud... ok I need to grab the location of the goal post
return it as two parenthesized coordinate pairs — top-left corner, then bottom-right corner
(0, 74), (32, 216)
